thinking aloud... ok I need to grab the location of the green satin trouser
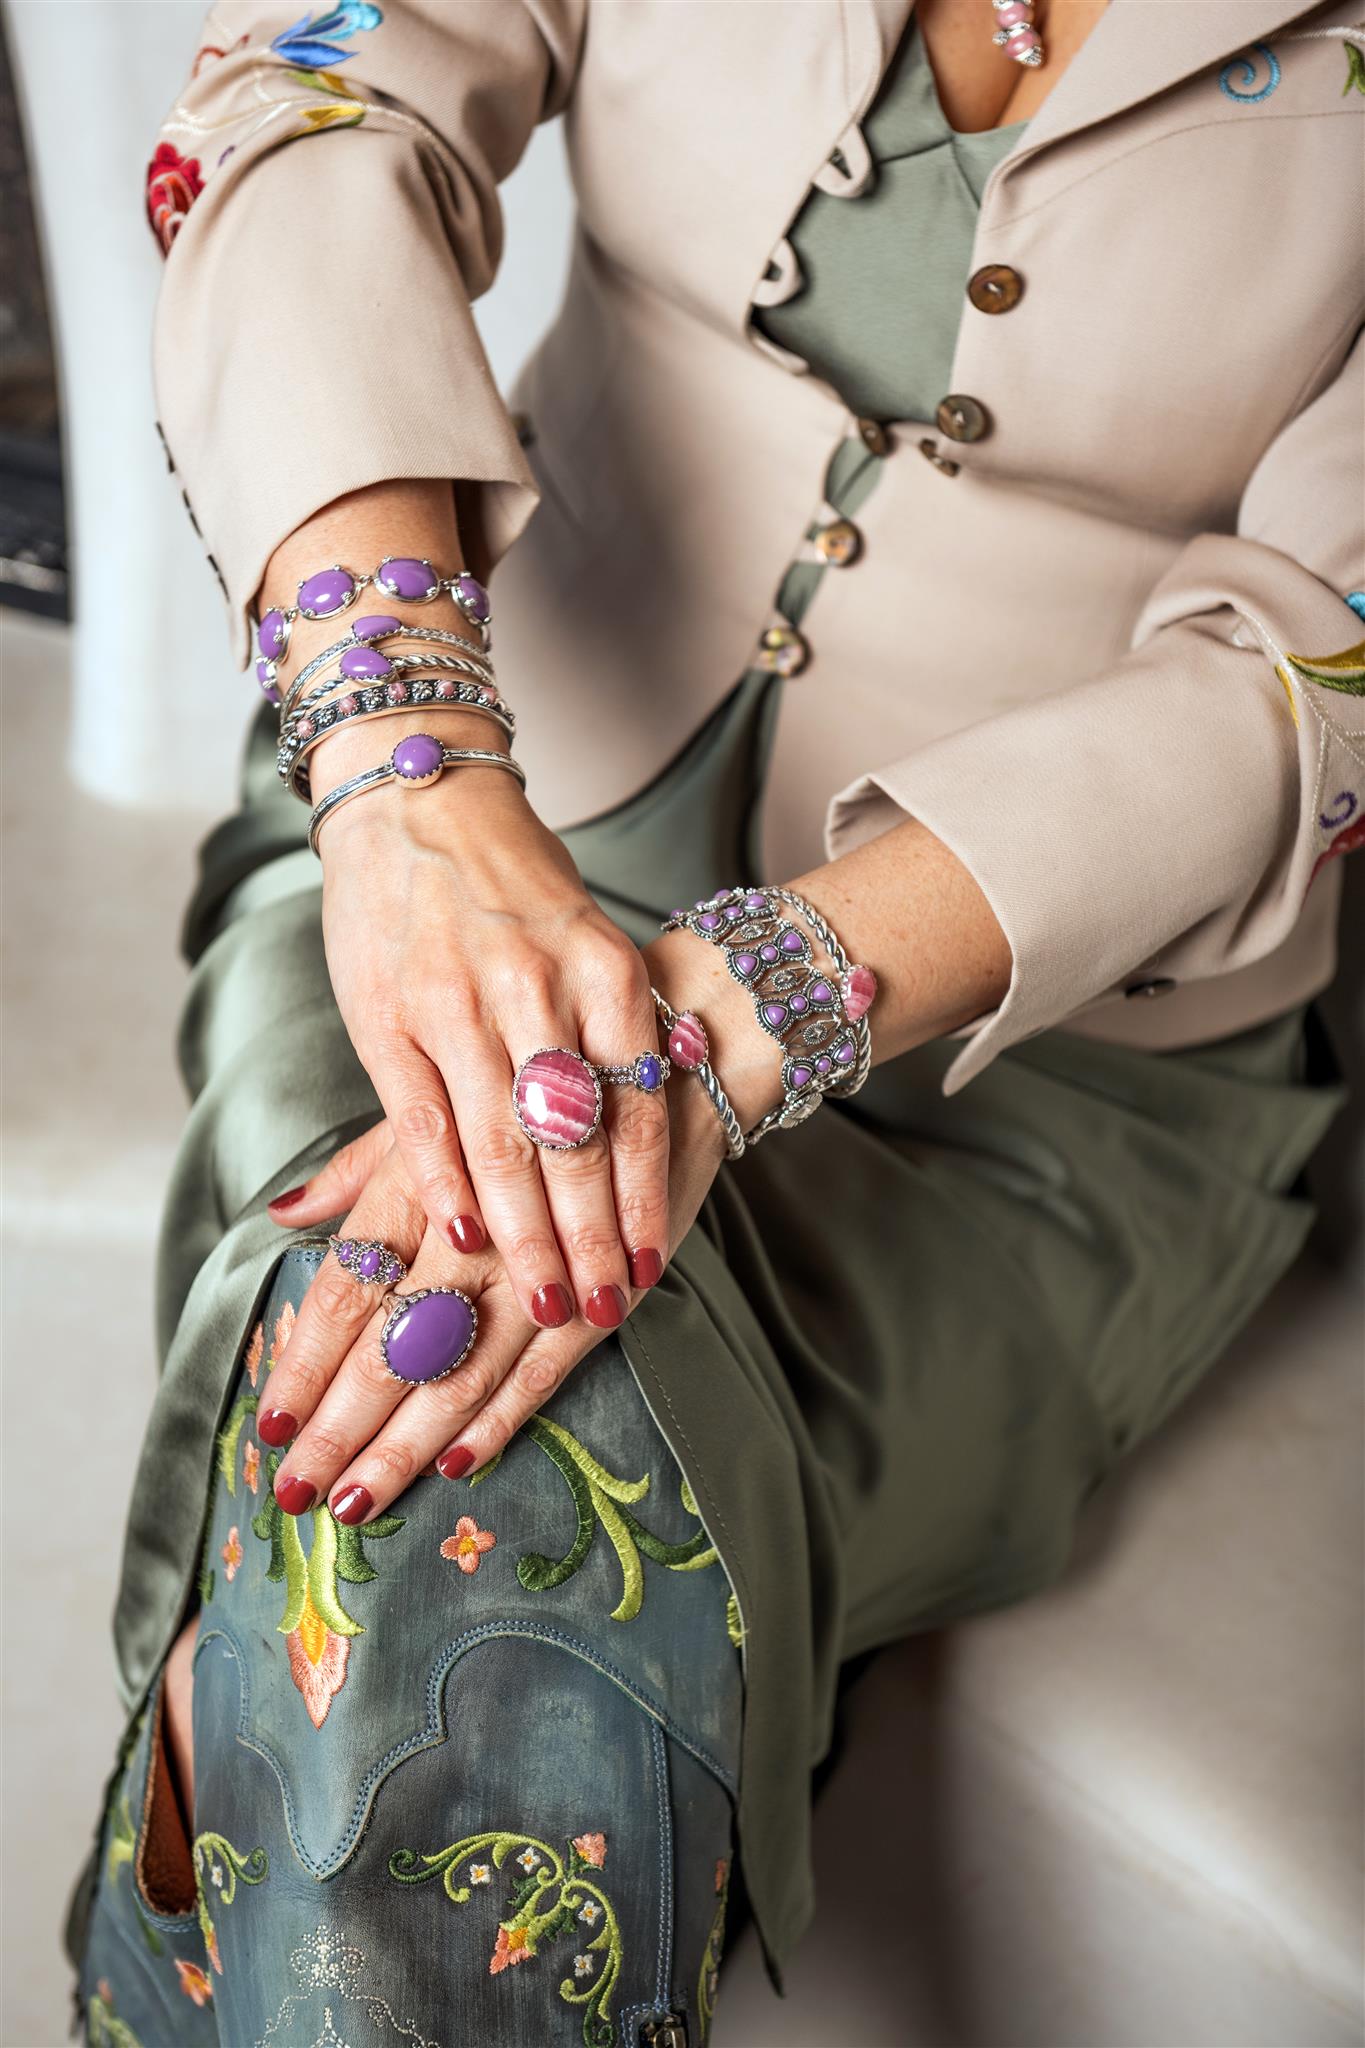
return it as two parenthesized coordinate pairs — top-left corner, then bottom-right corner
(93, 669), (1341, 1979)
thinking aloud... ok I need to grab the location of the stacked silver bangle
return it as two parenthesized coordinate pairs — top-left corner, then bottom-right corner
(660, 885), (876, 1146)
(307, 740), (527, 854)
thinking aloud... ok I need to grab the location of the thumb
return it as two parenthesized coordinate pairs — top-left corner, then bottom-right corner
(266, 1119), (394, 1227)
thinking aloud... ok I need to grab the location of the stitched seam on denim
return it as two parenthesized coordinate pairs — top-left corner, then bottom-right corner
(996, 106), (1358, 228)
(625, 1322), (753, 1624)
(617, 1717), (675, 2041)
(197, 1619), (736, 1881)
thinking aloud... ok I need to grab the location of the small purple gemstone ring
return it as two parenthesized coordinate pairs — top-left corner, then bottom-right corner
(594, 1051), (673, 1093)
(328, 1234), (408, 1290)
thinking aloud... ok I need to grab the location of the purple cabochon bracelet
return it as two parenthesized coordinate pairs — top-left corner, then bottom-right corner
(253, 557), (493, 685)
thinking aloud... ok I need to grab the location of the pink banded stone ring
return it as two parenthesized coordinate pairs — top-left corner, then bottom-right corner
(512, 1046), (671, 1150)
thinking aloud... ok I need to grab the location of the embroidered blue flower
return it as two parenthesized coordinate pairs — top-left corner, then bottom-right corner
(270, 4), (382, 68)
(1219, 43), (1281, 103)
(1346, 592), (1365, 624)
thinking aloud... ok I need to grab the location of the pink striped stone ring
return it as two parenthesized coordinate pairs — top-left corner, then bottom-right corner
(512, 1046), (671, 1150)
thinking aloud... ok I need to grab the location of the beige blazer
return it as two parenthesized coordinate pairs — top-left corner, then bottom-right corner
(150, 0), (1364, 1089)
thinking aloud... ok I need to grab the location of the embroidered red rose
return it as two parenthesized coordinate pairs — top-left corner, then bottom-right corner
(1311, 811), (1365, 887)
(146, 142), (203, 255)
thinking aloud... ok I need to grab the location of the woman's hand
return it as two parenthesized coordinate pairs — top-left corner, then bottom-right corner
(312, 733), (670, 1332)
(257, 1068), (733, 1523)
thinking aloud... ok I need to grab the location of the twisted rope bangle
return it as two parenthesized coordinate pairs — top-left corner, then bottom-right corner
(650, 989), (746, 1161)
(277, 626), (494, 724)
(278, 677), (516, 801)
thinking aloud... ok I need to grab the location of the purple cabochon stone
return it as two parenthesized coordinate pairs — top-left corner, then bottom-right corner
(455, 572), (491, 622)
(357, 1245), (383, 1279)
(790, 994), (808, 1014)
(257, 610), (287, 659)
(834, 1039), (856, 1064)
(816, 1057), (833, 1075)
(733, 953), (759, 977)
(744, 893), (769, 912)
(351, 613), (402, 640)
(515, 1049), (600, 1147)
(392, 733), (444, 781)
(298, 566), (356, 617)
(789, 1065), (813, 1089)
(378, 556), (437, 600)
(759, 944), (778, 962)
(780, 930), (803, 952)
(810, 981), (833, 1004)
(697, 911), (723, 931)
(762, 1003), (788, 1028)
(637, 1055), (663, 1091)
(339, 644), (394, 681)
(385, 1288), (476, 1384)
(335, 1240), (355, 1265)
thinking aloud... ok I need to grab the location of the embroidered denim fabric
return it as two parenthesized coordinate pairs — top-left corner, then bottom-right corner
(76, 1247), (741, 2047)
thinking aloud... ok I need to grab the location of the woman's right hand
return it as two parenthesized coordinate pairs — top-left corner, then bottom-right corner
(303, 711), (670, 1331)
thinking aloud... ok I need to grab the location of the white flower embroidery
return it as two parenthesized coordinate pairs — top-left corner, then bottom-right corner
(516, 1848), (541, 1873)
(210, 1864), (225, 1890)
(468, 1864), (491, 1886)
(577, 1900), (602, 1927)
(574, 1954), (594, 1978)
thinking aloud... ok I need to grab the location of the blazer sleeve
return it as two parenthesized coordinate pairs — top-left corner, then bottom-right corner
(826, 328), (1365, 1093)
(147, 0), (585, 663)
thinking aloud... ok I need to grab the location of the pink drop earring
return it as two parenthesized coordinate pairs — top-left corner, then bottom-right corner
(992, 0), (1045, 66)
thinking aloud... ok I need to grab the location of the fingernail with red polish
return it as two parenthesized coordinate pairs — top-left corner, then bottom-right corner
(532, 1283), (573, 1329)
(268, 1186), (308, 1212)
(330, 1483), (372, 1526)
(257, 1409), (298, 1447)
(449, 1214), (486, 1255)
(275, 1473), (317, 1516)
(586, 1285), (627, 1330)
(437, 1444), (476, 1481)
(628, 1247), (663, 1290)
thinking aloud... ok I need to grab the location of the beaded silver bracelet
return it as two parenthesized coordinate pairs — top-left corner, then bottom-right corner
(650, 989), (746, 1160)
(255, 558), (492, 673)
(660, 886), (876, 1143)
(278, 678), (517, 803)
(308, 739), (526, 855)
(276, 623), (495, 724)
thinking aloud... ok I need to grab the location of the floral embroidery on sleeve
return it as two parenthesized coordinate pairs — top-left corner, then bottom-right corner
(174, 1958), (214, 2008)
(390, 1830), (622, 2046)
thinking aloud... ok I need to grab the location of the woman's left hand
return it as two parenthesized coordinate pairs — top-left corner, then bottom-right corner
(259, 933), (771, 1522)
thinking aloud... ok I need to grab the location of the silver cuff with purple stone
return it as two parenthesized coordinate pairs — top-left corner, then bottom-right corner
(307, 738), (527, 856)
(279, 678), (517, 803)
(329, 1235), (408, 1289)
(660, 886), (876, 1144)
(511, 1044), (671, 1150)
(276, 625), (495, 724)
(253, 557), (493, 685)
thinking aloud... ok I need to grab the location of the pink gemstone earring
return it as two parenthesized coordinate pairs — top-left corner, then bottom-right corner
(992, 0), (1045, 66)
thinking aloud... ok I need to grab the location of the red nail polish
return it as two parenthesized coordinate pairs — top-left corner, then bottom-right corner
(269, 1186), (308, 1211)
(330, 1483), (372, 1526)
(532, 1283), (573, 1329)
(585, 1285), (627, 1330)
(437, 1444), (476, 1481)
(257, 1409), (298, 1447)
(628, 1247), (663, 1290)
(275, 1473), (317, 1516)
(449, 1214), (486, 1255)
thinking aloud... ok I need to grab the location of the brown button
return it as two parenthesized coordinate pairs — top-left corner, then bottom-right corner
(1124, 977), (1177, 999)
(757, 624), (810, 677)
(936, 395), (991, 443)
(967, 264), (1024, 314)
(918, 437), (961, 477)
(510, 409), (535, 446)
(857, 418), (893, 457)
(814, 519), (861, 566)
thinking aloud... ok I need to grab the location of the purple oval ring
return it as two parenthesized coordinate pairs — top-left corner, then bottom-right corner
(380, 1286), (479, 1385)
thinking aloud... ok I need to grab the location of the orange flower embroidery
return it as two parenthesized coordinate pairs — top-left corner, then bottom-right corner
(220, 1527), (243, 1582)
(271, 1302), (295, 1369)
(175, 1959), (213, 2006)
(490, 1923), (534, 1974)
(204, 1922), (223, 1976)
(285, 1587), (351, 1729)
(572, 1832), (607, 1868)
(242, 1440), (260, 1493)
(440, 1515), (496, 1575)
(244, 1321), (264, 1388)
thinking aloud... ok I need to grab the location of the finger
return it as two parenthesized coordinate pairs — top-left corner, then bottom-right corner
(431, 1318), (589, 1487)
(368, 1038), (488, 1256)
(258, 1144), (425, 1455)
(266, 1118), (393, 1228)
(591, 963), (670, 1294)
(323, 1283), (580, 1522)
(448, 1028), (577, 1331)
(279, 1252), (502, 1521)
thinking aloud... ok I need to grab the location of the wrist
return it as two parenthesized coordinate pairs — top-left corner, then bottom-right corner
(643, 928), (785, 1136)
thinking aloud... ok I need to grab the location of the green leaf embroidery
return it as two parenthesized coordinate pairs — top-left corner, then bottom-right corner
(215, 1395), (259, 1496)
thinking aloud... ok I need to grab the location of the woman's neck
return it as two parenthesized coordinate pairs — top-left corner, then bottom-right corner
(917, 0), (1111, 133)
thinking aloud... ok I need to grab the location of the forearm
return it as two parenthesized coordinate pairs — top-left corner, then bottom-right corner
(645, 817), (1013, 1135)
